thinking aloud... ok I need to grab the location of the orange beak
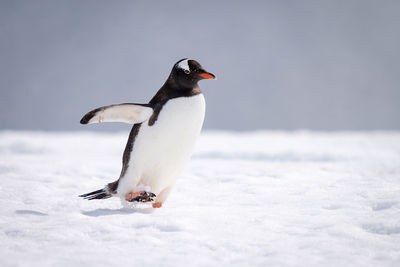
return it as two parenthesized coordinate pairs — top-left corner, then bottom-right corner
(198, 72), (216, 79)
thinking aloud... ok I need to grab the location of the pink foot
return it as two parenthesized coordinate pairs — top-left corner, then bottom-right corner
(125, 191), (143, 201)
(152, 202), (162, 208)
(125, 191), (156, 203)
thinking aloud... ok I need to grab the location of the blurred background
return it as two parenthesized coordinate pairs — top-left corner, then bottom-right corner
(1, 0), (399, 131)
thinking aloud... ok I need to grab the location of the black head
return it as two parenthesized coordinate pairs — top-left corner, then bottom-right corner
(169, 58), (216, 89)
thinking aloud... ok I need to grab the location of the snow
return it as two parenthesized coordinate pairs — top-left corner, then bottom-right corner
(0, 130), (399, 266)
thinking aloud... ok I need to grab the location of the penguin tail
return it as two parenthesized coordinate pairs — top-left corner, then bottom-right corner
(79, 181), (118, 200)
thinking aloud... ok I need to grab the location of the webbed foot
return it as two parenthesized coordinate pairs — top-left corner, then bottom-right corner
(125, 191), (156, 203)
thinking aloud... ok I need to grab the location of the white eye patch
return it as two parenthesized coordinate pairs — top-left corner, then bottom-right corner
(178, 59), (190, 73)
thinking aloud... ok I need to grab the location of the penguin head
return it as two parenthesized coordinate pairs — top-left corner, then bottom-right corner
(171, 58), (216, 89)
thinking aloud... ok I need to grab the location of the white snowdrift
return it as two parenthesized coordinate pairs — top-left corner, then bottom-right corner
(0, 130), (399, 266)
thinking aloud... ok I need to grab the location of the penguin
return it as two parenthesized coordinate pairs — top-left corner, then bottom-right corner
(79, 59), (215, 208)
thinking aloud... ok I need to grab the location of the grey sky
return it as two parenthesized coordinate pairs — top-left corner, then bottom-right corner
(1, 0), (399, 131)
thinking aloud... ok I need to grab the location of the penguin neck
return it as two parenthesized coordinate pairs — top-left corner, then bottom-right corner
(149, 78), (201, 106)
(163, 76), (201, 97)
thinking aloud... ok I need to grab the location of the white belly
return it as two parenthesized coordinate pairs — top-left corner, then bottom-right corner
(117, 94), (205, 197)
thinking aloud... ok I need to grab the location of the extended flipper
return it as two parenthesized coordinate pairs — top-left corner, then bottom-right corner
(80, 103), (153, 124)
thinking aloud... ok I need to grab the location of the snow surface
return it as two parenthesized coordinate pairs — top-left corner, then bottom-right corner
(0, 130), (399, 267)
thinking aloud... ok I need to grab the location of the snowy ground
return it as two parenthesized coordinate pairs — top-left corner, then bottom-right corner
(0, 130), (399, 267)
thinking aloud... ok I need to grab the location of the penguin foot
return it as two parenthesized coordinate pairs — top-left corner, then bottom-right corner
(125, 191), (142, 201)
(152, 202), (162, 208)
(125, 191), (156, 203)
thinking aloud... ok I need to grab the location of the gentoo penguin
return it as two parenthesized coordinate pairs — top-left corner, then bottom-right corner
(79, 59), (215, 208)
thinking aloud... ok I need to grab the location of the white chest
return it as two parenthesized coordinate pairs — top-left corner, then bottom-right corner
(120, 94), (206, 194)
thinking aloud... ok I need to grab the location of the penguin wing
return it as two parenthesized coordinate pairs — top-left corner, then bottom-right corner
(80, 103), (153, 124)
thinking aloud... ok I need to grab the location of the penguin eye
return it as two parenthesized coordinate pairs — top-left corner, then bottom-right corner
(184, 69), (190, 74)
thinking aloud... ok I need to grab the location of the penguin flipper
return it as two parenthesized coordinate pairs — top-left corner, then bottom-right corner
(80, 103), (153, 125)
